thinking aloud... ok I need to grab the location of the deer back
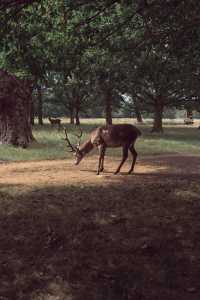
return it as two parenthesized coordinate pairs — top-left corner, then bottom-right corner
(90, 124), (141, 147)
(49, 117), (61, 124)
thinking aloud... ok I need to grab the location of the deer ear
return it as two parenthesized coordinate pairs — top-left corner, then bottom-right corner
(74, 148), (80, 155)
(74, 146), (78, 152)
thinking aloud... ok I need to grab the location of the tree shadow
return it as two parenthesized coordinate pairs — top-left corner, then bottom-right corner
(80, 154), (200, 179)
(0, 174), (200, 299)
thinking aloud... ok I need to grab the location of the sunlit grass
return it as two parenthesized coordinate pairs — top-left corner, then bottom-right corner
(0, 118), (199, 161)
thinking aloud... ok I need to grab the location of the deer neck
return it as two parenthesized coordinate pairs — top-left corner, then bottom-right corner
(79, 139), (94, 156)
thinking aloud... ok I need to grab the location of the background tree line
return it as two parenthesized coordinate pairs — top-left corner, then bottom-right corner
(0, 0), (200, 146)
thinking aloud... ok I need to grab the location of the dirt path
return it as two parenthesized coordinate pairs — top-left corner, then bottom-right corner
(0, 154), (200, 192)
(1, 154), (200, 300)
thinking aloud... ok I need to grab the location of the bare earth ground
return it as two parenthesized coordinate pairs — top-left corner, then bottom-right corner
(0, 155), (200, 300)
(1, 154), (200, 190)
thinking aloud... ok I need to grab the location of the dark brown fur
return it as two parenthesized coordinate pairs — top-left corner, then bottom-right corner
(48, 117), (61, 130)
(75, 124), (141, 175)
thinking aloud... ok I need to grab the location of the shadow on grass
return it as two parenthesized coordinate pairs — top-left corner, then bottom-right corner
(142, 125), (200, 143)
(0, 173), (200, 300)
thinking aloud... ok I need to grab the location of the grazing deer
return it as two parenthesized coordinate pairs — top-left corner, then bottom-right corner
(64, 124), (141, 175)
(48, 117), (61, 130)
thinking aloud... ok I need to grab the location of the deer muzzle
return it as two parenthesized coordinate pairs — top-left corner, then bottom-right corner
(74, 152), (83, 165)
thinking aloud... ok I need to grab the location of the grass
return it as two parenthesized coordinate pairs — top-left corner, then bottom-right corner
(1, 118), (200, 299)
(0, 118), (200, 161)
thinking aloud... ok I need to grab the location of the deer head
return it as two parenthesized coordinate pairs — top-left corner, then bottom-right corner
(64, 127), (83, 165)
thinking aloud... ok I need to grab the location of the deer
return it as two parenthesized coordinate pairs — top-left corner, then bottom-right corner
(64, 124), (141, 175)
(48, 117), (61, 130)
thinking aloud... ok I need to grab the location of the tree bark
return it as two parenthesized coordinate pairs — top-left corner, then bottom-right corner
(134, 101), (143, 123)
(151, 99), (164, 133)
(37, 84), (43, 125)
(0, 70), (35, 148)
(186, 108), (193, 119)
(30, 98), (35, 125)
(69, 106), (74, 124)
(75, 108), (80, 125)
(105, 89), (112, 125)
(75, 97), (80, 125)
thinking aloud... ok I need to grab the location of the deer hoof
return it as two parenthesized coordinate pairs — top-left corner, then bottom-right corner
(127, 170), (133, 175)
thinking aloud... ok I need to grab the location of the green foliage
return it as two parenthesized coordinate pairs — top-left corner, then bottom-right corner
(0, 0), (200, 122)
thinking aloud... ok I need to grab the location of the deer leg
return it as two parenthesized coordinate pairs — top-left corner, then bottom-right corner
(100, 146), (106, 172)
(128, 144), (137, 174)
(114, 146), (128, 174)
(97, 145), (105, 175)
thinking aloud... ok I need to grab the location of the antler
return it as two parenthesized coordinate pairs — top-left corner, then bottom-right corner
(64, 128), (77, 152)
(74, 127), (83, 147)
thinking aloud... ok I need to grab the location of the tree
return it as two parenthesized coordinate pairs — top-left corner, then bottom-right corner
(1, 0), (200, 137)
(0, 69), (34, 147)
(0, 1), (57, 129)
(36, 83), (43, 125)
(0, 0), (38, 10)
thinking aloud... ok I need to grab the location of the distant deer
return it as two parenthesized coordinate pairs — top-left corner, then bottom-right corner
(48, 117), (61, 130)
(64, 124), (141, 175)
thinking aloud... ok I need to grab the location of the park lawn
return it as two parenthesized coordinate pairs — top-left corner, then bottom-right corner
(0, 118), (199, 161)
(0, 119), (200, 299)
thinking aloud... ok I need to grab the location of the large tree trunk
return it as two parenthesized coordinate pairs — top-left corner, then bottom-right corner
(134, 102), (143, 123)
(37, 84), (43, 125)
(105, 89), (112, 125)
(151, 99), (164, 133)
(75, 109), (80, 125)
(75, 97), (80, 125)
(30, 98), (35, 125)
(0, 70), (34, 148)
(186, 107), (193, 119)
(69, 106), (75, 124)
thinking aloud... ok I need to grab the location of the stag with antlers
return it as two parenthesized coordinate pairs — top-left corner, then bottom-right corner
(64, 124), (141, 175)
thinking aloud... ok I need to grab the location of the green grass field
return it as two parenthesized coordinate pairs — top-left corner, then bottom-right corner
(1, 118), (200, 300)
(0, 118), (199, 161)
